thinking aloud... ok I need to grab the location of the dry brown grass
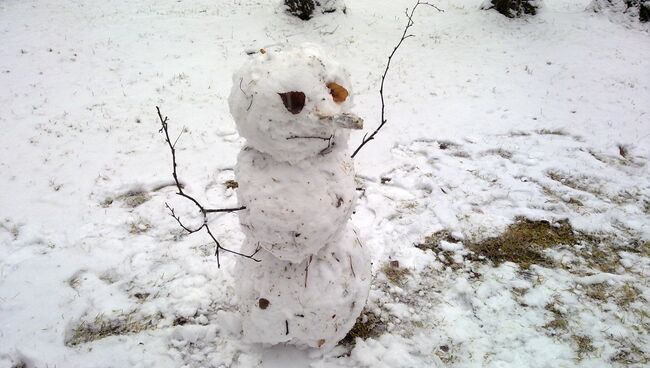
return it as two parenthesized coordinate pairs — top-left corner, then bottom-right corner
(483, 148), (513, 159)
(103, 190), (151, 208)
(537, 128), (567, 136)
(381, 262), (411, 285)
(340, 310), (385, 346)
(468, 218), (577, 269)
(572, 335), (596, 360)
(66, 312), (159, 346)
(544, 303), (568, 333)
(416, 230), (458, 251)
(584, 282), (641, 308)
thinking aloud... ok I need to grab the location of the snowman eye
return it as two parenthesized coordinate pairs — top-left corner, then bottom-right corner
(278, 91), (306, 114)
(327, 82), (348, 103)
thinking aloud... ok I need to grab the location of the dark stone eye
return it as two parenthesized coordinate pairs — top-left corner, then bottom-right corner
(278, 91), (306, 114)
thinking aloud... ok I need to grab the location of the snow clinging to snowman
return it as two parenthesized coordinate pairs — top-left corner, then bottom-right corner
(229, 44), (372, 350)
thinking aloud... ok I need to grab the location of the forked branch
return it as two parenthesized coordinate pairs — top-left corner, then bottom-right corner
(156, 106), (260, 267)
(351, 1), (443, 158)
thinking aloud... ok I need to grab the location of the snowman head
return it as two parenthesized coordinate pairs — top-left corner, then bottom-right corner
(229, 44), (363, 163)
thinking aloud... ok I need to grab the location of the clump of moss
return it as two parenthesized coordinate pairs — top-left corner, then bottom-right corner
(340, 310), (385, 346)
(469, 218), (577, 269)
(381, 262), (411, 285)
(66, 313), (158, 346)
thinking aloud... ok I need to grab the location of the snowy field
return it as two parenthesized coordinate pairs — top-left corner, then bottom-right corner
(1, 0), (649, 367)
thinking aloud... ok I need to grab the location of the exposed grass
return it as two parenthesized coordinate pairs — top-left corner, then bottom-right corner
(483, 148), (513, 159)
(611, 343), (650, 365)
(544, 303), (568, 333)
(546, 170), (597, 195)
(575, 241), (621, 274)
(437, 140), (460, 150)
(381, 262), (411, 285)
(66, 312), (159, 346)
(584, 282), (641, 309)
(572, 335), (596, 360)
(340, 310), (385, 346)
(129, 219), (151, 234)
(468, 218), (577, 269)
(537, 128), (567, 136)
(103, 190), (151, 208)
(435, 343), (458, 364)
(509, 130), (531, 137)
(585, 283), (608, 301)
(416, 230), (459, 251)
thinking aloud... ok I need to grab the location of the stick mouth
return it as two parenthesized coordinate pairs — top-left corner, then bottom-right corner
(321, 113), (364, 130)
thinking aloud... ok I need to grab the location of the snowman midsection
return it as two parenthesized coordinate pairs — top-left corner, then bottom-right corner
(235, 224), (371, 349)
(235, 147), (357, 262)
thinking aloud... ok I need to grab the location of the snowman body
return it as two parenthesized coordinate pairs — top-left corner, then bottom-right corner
(229, 45), (371, 350)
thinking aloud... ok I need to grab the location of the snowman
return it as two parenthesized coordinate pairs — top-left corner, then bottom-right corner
(228, 44), (371, 351)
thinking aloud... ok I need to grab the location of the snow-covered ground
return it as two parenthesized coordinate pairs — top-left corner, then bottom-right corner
(1, 0), (649, 367)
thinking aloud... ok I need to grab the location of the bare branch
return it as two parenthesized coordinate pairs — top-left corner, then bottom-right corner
(351, 1), (443, 159)
(205, 206), (246, 213)
(156, 106), (259, 267)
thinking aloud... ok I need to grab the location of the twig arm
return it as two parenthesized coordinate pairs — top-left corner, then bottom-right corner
(351, 1), (443, 159)
(156, 106), (259, 267)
